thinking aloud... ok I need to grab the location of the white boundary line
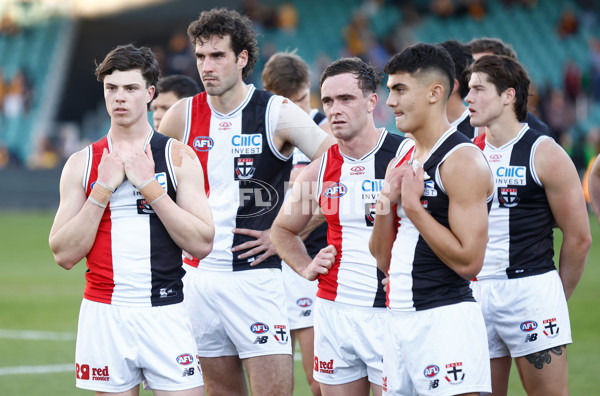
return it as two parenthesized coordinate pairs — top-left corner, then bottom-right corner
(0, 364), (73, 376)
(0, 329), (76, 341)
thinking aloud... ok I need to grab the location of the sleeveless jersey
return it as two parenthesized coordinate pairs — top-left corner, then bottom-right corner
(453, 108), (479, 139)
(83, 131), (183, 307)
(316, 129), (413, 307)
(473, 125), (555, 280)
(387, 128), (486, 311)
(182, 85), (292, 271)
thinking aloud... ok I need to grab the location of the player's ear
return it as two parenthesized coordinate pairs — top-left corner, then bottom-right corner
(367, 92), (378, 113)
(237, 50), (248, 69)
(502, 87), (516, 104)
(428, 83), (444, 104)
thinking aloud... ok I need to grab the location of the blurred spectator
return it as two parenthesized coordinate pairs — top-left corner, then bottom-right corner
(58, 123), (81, 161)
(3, 71), (26, 118)
(0, 142), (20, 168)
(165, 32), (196, 79)
(556, 7), (579, 38)
(431, 0), (455, 18)
(277, 2), (298, 32)
(343, 13), (375, 60)
(588, 37), (600, 101)
(563, 59), (582, 102)
(467, 0), (487, 21)
(241, 0), (277, 30)
(0, 68), (5, 115)
(542, 88), (575, 145)
(27, 135), (59, 169)
(0, 11), (20, 36)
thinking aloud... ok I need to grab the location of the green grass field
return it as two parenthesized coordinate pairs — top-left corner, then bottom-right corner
(1, 211), (599, 395)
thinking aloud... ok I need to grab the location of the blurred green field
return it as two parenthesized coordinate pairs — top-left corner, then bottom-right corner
(0, 211), (598, 395)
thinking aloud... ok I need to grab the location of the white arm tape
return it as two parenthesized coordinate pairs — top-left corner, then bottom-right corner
(277, 100), (328, 161)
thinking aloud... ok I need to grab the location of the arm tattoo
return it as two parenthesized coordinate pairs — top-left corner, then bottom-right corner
(525, 346), (564, 369)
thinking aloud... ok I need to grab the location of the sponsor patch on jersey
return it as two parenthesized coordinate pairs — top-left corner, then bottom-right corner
(193, 136), (214, 152)
(324, 182), (347, 198)
(350, 165), (365, 175)
(218, 121), (232, 130)
(361, 179), (383, 200)
(423, 180), (437, 197)
(176, 353), (194, 366)
(495, 166), (526, 185)
(231, 134), (262, 155)
(250, 322), (269, 334)
(444, 362), (465, 384)
(520, 320), (538, 332)
(296, 297), (313, 307)
(424, 364), (440, 378)
(364, 202), (376, 227)
(234, 157), (256, 180)
(498, 187), (520, 208)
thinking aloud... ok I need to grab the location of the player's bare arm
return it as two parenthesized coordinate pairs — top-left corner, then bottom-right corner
(273, 99), (335, 160)
(402, 147), (493, 280)
(369, 159), (408, 274)
(125, 142), (214, 260)
(535, 139), (591, 300)
(49, 148), (125, 269)
(157, 97), (188, 141)
(271, 159), (336, 280)
(588, 156), (600, 224)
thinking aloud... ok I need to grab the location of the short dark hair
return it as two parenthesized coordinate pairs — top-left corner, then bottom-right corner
(466, 37), (517, 60)
(157, 74), (201, 99)
(469, 55), (529, 122)
(187, 8), (258, 79)
(262, 50), (310, 98)
(320, 57), (381, 95)
(384, 43), (455, 99)
(439, 40), (473, 99)
(95, 44), (160, 89)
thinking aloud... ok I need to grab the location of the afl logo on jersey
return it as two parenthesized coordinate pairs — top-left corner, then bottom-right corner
(520, 321), (538, 332)
(423, 365), (439, 378)
(250, 322), (269, 334)
(193, 136), (214, 152)
(296, 298), (313, 308)
(176, 353), (194, 366)
(324, 183), (347, 198)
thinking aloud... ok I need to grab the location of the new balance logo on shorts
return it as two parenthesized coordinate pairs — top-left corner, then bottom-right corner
(254, 336), (268, 344)
(525, 333), (538, 342)
(182, 367), (195, 377)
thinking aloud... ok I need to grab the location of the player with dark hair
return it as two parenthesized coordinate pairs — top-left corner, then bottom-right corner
(159, 8), (334, 396)
(466, 37), (554, 140)
(370, 43), (493, 395)
(152, 75), (200, 130)
(466, 54), (591, 396)
(49, 43), (214, 395)
(272, 57), (413, 396)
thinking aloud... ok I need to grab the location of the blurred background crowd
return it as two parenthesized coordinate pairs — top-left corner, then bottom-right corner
(1, 0), (600, 183)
